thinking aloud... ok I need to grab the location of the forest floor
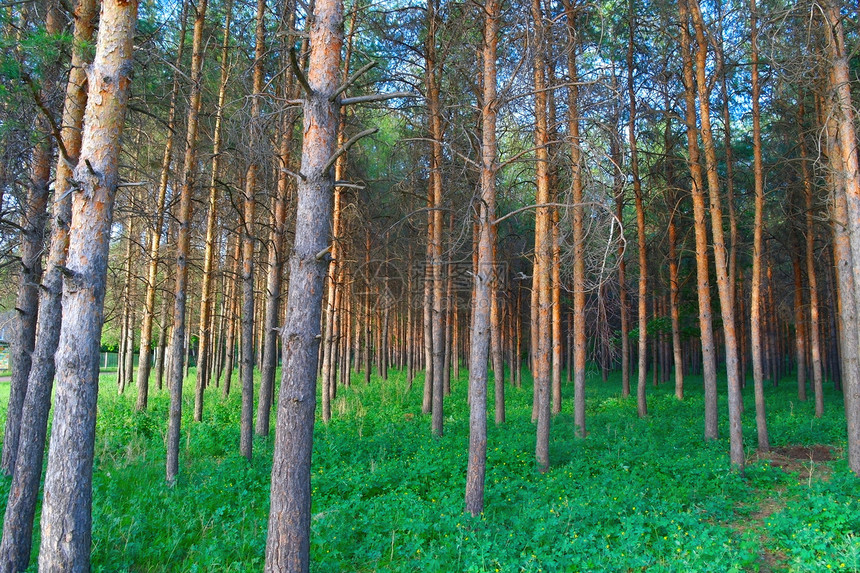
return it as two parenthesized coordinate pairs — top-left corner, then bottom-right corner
(1, 364), (858, 572)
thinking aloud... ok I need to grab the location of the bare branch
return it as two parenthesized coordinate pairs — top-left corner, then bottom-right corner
(331, 61), (377, 102)
(290, 48), (312, 96)
(340, 92), (417, 106)
(322, 128), (378, 174)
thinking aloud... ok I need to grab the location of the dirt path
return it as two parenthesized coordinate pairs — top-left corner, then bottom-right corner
(731, 445), (836, 572)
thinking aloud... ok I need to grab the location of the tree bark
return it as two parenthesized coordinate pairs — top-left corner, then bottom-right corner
(532, 0), (552, 473)
(166, 0), (209, 483)
(678, 0), (718, 441)
(37, 0), (138, 566)
(746, 0), (769, 452)
(691, 0), (747, 464)
(564, 0), (586, 436)
(264, 0), (343, 566)
(136, 0), (189, 410)
(426, 0), (445, 436)
(465, 0), (498, 515)
(824, 0), (860, 473)
(628, 0), (648, 418)
(195, 0), (233, 422)
(1, 3), (61, 475)
(0, 0), (95, 566)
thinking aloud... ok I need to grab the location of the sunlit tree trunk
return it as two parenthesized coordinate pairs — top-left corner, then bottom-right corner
(679, 0), (718, 440)
(564, 0), (587, 435)
(745, 0), (768, 453)
(136, 0), (189, 410)
(37, 0), (138, 565)
(166, 0), (209, 483)
(0, 0), (95, 566)
(690, 0), (746, 464)
(532, 0), (552, 473)
(265, 0), (343, 565)
(824, 0), (860, 472)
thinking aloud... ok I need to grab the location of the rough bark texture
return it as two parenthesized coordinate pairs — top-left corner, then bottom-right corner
(691, 0), (746, 466)
(166, 0), (208, 483)
(532, 0), (552, 473)
(564, 0), (586, 436)
(37, 0), (138, 567)
(196, 0), (233, 422)
(465, 0), (497, 515)
(679, 0), (718, 440)
(825, 0), (860, 473)
(264, 0), (342, 566)
(240, 0), (265, 460)
(427, 0), (445, 436)
(747, 0), (768, 453)
(1, 4), (60, 476)
(628, 0), (648, 419)
(0, 0), (95, 567)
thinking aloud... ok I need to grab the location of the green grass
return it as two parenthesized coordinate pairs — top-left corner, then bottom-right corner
(1, 364), (859, 572)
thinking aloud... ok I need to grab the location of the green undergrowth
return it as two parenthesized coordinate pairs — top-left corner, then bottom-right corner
(1, 366), (858, 572)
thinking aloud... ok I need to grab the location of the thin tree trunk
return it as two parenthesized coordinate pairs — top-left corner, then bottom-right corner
(238, 0), (265, 461)
(532, 0), (552, 473)
(166, 0), (209, 483)
(691, 0), (747, 463)
(195, 0), (233, 422)
(798, 101), (822, 406)
(222, 233), (241, 398)
(426, 0), (445, 436)
(628, 0), (648, 418)
(679, 0), (718, 441)
(1, 3), (61, 474)
(564, 0), (587, 435)
(136, 0), (189, 410)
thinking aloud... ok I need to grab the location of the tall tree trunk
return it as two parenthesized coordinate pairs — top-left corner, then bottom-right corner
(747, 0), (770, 451)
(136, 0), (189, 410)
(564, 0), (587, 436)
(628, 0), (648, 418)
(166, 0), (209, 483)
(532, 0), (552, 473)
(320, 3), (356, 423)
(465, 0), (498, 515)
(0, 0), (95, 565)
(427, 0), (445, 436)
(196, 0), (233, 422)
(222, 233), (241, 398)
(690, 0), (747, 464)
(611, 73), (630, 397)
(37, 0), (138, 565)
(798, 101), (823, 409)
(824, 0), (860, 473)
(1, 3), (62, 475)
(264, 0), (343, 565)
(678, 0), (718, 441)
(665, 117), (684, 400)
